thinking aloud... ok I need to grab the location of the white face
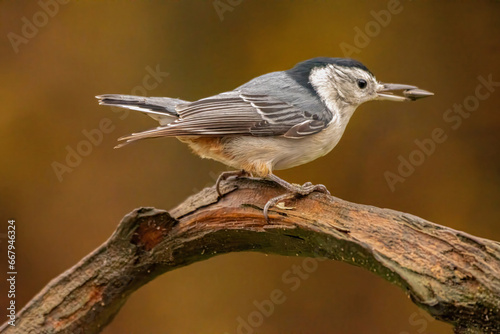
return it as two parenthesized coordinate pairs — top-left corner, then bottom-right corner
(308, 63), (434, 111)
(309, 64), (381, 113)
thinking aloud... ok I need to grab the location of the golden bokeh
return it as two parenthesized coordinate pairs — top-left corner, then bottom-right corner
(1, 1), (499, 333)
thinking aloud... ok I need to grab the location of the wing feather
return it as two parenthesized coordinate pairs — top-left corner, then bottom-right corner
(119, 92), (331, 144)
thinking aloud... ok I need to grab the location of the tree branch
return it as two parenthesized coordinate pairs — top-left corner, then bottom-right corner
(1, 179), (499, 333)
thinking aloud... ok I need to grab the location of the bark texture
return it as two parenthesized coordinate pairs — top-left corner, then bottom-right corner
(1, 179), (499, 333)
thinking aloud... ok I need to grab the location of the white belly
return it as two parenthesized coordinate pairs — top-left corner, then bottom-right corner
(223, 119), (347, 171)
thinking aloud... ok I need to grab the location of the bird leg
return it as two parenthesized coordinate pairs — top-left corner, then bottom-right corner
(216, 170), (252, 197)
(264, 174), (330, 221)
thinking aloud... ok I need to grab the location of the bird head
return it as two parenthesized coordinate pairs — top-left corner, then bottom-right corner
(288, 57), (433, 119)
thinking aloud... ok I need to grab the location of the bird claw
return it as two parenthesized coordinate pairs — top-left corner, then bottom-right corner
(263, 175), (331, 222)
(297, 182), (330, 196)
(263, 193), (297, 222)
(216, 170), (252, 197)
(216, 172), (330, 222)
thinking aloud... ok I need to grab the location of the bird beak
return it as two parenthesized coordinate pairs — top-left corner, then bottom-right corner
(377, 83), (434, 102)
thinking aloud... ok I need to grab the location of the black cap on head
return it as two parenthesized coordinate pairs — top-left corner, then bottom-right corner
(286, 57), (372, 94)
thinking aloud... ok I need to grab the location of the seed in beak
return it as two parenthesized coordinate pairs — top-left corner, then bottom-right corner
(403, 88), (435, 101)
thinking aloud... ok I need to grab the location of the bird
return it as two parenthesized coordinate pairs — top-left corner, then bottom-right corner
(96, 57), (433, 220)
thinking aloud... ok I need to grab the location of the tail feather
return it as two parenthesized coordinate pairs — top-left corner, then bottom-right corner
(96, 94), (187, 119)
(96, 94), (189, 148)
(114, 127), (165, 148)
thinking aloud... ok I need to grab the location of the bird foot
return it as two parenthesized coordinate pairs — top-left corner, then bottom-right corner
(263, 174), (330, 221)
(216, 170), (252, 197)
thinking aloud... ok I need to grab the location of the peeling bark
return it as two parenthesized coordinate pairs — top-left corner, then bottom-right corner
(1, 179), (499, 333)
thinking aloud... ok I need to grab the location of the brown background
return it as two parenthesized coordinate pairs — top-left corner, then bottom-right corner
(1, 1), (499, 333)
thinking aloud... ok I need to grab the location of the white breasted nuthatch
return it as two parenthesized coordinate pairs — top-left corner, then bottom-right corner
(97, 57), (433, 220)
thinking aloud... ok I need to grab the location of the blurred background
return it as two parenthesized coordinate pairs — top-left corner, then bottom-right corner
(1, 1), (499, 333)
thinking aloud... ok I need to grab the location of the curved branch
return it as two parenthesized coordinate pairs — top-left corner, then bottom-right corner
(1, 179), (499, 333)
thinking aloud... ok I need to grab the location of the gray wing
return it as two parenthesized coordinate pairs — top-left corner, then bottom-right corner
(119, 91), (329, 143)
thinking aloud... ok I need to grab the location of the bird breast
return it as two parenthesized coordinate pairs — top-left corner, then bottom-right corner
(222, 119), (347, 174)
(179, 117), (348, 177)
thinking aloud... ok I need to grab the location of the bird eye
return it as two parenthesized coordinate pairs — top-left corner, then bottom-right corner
(357, 79), (367, 89)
